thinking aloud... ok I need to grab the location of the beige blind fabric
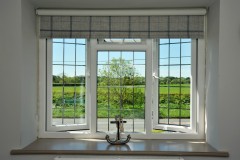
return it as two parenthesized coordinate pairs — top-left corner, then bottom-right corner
(40, 15), (204, 38)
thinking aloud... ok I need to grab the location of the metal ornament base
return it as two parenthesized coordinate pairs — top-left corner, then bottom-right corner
(105, 134), (131, 145)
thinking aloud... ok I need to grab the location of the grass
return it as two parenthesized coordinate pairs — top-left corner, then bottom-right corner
(52, 84), (190, 118)
(52, 84), (190, 94)
(159, 86), (190, 94)
(53, 86), (85, 94)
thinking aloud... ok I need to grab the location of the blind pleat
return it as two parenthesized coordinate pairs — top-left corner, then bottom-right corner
(40, 15), (204, 38)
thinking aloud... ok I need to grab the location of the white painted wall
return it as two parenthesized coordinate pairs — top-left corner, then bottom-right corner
(205, 0), (220, 149)
(2, 0), (240, 159)
(217, 0), (240, 158)
(20, 0), (38, 148)
(0, 0), (22, 159)
(205, 0), (240, 159)
(206, 0), (240, 159)
(0, 0), (37, 159)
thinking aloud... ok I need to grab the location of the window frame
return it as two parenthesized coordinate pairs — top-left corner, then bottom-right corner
(152, 39), (200, 134)
(38, 38), (205, 139)
(47, 39), (90, 132)
(89, 39), (153, 137)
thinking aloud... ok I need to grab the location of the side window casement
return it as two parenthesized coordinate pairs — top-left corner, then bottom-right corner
(45, 39), (89, 132)
(152, 39), (205, 135)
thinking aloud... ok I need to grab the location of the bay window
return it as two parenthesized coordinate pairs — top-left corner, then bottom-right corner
(38, 11), (205, 139)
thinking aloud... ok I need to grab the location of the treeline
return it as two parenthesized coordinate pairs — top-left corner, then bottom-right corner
(159, 77), (190, 85)
(53, 75), (85, 85)
(53, 75), (190, 85)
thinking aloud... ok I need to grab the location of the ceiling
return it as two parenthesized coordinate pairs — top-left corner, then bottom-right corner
(31, 0), (217, 9)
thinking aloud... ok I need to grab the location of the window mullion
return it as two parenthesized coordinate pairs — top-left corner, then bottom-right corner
(89, 39), (98, 134)
(145, 39), (153, 135)
(85, 39), (91, 130)
(152, 39), (159, 129)
(191, 39), (197, 132)
(46, 39), (53, 131)
(132, 52), (135, 132)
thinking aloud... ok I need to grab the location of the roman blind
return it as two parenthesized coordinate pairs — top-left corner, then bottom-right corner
(39, 11), (205, 39)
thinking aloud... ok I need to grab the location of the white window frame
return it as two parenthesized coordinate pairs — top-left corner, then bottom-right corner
(39, 39), (90, 134)
(88, 39), (152, 138)
(152, 39), (205, 136)
(38, 38), (205, 139)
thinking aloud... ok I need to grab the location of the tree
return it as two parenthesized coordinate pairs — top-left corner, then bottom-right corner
(52, 75), (62, 84)
(98, 58), (137, 85)
(97, 58), (144, 110)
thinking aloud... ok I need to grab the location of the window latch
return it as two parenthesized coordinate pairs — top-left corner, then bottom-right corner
(152, 73), (160, 79)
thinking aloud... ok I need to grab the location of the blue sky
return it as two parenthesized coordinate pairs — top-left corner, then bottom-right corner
(52, 38), (191, 78)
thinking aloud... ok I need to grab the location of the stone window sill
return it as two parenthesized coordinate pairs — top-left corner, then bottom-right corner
(11, 138), (229, 157)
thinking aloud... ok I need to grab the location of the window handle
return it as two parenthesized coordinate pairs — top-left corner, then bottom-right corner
(153, 73), (160, 79)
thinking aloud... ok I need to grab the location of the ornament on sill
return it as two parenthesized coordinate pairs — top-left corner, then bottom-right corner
(105, 115), (131, 145)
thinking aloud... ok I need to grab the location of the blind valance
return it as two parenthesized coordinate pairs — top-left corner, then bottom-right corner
(40, 15), (204, 39)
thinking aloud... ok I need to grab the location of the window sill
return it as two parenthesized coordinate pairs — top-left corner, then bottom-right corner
(11, 138), (229, 157)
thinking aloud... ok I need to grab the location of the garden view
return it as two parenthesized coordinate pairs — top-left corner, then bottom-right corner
(52, 58), (190, 123)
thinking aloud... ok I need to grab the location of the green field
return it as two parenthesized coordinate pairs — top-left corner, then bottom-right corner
(52, 85), (190, 94)
(52, 84), (190, 119)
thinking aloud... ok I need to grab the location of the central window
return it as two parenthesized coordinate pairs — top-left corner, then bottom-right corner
(39, 38), (205, 139)
(97, 50), (146, 133)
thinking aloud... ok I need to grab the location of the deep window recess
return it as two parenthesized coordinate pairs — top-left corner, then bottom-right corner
(39, 38), (204, 139)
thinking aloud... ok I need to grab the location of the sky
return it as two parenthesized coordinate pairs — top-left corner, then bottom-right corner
(52, 38), (191, 78)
